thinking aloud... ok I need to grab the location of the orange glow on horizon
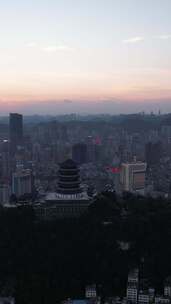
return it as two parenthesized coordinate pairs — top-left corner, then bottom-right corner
(0, 89), (170, 104)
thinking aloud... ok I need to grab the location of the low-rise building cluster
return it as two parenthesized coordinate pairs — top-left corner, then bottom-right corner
(62, 270), (171, 304)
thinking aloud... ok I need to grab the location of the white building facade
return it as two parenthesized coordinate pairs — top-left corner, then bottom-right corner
(120, 162), (147, 194)
(127, 269), (139, 304)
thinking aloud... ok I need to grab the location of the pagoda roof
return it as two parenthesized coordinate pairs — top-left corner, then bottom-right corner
(60, 159), (77, 169)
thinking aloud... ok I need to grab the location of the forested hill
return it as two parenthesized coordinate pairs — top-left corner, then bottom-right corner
(0, 193), (171, 303)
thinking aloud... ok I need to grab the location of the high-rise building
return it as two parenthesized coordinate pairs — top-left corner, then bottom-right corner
(12, 168), (32, 198)
(86, 136), (96, 163)
(9, 113), (23, 154)
(127, 269), (139, 304)
(72, 143), (87, 164)
(145, 142), (162, 166)
(0, 140), (10, 178)
(120, 161), (147, 194)
(0, 183), (11, 204)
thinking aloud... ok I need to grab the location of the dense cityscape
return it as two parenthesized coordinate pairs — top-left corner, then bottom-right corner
(1, 112), (171, 209)
(0, 113), (170, 303)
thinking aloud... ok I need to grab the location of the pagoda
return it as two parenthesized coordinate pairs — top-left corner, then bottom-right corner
(58, 159), (82, 196)
(35, 159), (91, 220)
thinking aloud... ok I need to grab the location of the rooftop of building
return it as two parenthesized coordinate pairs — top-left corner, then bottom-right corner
(122, 162), (147, 167)
(45, 191), (89, 201)
(65, 300), (92, 304)
(60, 159), (78, 170)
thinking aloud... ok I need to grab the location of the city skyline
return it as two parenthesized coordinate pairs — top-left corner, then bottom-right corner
(0, 0), (171, 113)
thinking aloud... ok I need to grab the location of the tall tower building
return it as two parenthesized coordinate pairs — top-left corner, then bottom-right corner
(127, 269), (139, 304)
(120, 161), (147, 194)
(0, 140), (10, 179)
(72, 143), (87, 164)
(9, 113), (23, 154)
(86, 136), (96, 163)
(12, 168), (32, 198)
(145, 142), (162, 166)
(0, 183), (11, 205)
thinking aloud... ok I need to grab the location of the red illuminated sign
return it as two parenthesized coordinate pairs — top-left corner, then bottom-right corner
(106, 167), (120, 174)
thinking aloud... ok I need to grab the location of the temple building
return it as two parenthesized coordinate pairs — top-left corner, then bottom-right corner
(34, 159), (91, 220)
(58, 158), (83, 198)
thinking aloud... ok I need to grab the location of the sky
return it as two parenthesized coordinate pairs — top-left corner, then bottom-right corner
(0, 0), (171, 114)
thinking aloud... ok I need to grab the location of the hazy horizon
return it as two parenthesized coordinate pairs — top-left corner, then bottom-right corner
(0, 99), (170, 116)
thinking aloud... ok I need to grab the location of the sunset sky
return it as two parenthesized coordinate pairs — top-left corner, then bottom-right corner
(0, 0), (171, 114)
